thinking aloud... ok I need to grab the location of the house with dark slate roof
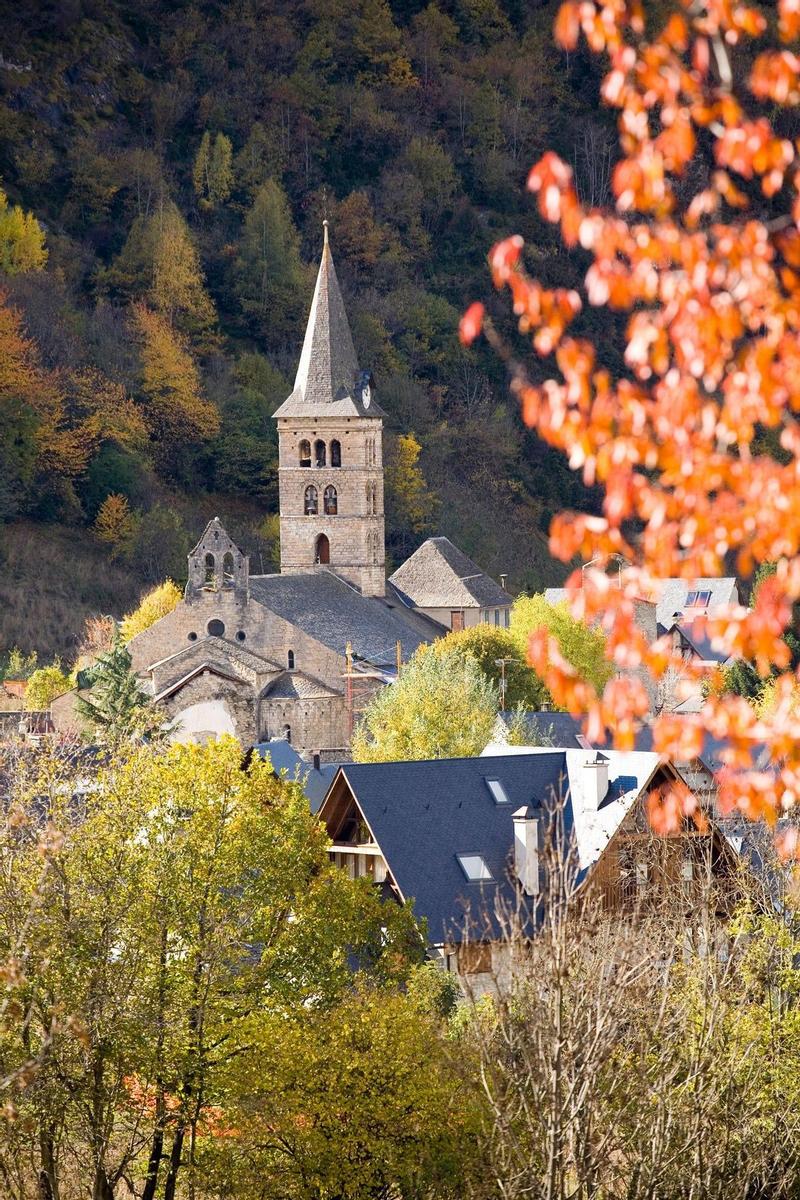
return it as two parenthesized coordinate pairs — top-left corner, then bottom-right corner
(388, 536), (513, 631)
(49, 225), (507, 755)
(318, 750), (743, 982)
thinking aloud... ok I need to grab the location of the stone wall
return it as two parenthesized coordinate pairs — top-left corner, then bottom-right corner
(277, 415), (385, 597)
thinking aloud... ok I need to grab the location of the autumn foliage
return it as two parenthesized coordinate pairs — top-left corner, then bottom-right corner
(466, 0), (800, 831)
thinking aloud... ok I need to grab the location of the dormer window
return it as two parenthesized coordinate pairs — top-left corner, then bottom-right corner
(685, 589), (712, 607)
(457, 854), (493, 881)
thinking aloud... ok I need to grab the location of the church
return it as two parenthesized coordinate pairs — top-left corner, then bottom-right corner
(122, 225), (512, 755)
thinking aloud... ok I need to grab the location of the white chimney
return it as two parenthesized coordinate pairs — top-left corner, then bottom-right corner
(513, 807), (539, 896)
(584, 754), (609, 807)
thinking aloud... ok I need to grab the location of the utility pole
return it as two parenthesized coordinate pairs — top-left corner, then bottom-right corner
(396, 640), (402, 674)
(494, 658), (515, 711)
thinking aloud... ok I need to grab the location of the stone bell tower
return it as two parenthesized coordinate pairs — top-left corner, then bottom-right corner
(273, 222), (385, 597)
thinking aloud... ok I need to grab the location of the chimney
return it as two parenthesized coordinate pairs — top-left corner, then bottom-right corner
(584, 754), (609, 807)
(312, 752), (321, 771)
(499, 573), (507, 590)
(513, 807), (539, 896)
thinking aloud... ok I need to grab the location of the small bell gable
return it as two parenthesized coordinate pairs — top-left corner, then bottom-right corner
(186, 518), (249, 603)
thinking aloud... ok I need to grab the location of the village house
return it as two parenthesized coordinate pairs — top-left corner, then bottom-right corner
(388, 536), (513, 631)
(317, 749), (741, 986)
(545, 577), (739, 713)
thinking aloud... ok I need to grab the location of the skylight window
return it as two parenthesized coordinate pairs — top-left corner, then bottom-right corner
(457, 854), (493, 881)
(485, 778), (510, 805)
(685, 589), (712, 607)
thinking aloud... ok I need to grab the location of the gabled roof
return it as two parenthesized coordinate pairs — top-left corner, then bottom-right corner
(254, 739), (342, 813)
(389, 537), (512, 610)
(322, 752), (658, 945)
(273, 224), (385, 420)
(146, 635), (281, 681)
(544, 577), (739, 629)
(249, 571), (438, 666)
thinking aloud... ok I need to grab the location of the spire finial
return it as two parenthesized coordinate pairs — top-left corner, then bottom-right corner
(322, 217), (329, 247)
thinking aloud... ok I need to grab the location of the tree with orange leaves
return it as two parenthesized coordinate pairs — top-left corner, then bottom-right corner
(462, 0), (800, 837)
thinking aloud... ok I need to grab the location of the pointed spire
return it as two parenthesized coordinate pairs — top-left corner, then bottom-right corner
(291, 224), (359, 408)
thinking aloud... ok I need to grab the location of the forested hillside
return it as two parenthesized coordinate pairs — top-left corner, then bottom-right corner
(0, 0), (611, 658)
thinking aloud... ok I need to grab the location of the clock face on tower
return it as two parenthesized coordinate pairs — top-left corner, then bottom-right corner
(362, 382), (371, 409)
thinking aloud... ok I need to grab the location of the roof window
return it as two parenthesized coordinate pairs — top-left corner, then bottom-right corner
(457, 854), (493, 881)
(685, 589), (712, 607)
(485, 778), (510, 805)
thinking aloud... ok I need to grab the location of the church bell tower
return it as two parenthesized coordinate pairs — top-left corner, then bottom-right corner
(273, 222), (386, 597)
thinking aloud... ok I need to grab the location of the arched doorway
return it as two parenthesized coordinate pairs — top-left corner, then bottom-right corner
(315, 533), (330, 564)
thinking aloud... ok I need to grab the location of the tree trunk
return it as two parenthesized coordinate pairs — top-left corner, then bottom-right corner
(141, 1123), (164, 1200)
(39, 1130), (58, 1200)
(162, 1125), (185, 1200)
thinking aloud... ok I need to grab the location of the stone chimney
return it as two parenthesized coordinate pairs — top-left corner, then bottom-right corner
(584, 754), (609, 807)
(513, 807), (540, 896)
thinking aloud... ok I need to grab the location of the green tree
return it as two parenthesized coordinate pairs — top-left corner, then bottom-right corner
(130, 504), (191, 584)
(0, 186), (47, 274)
(0, 738), (422, 1197)
(423, 624), (550, 710)
(75, 638), (153, 740)
(207, 977), (481, 1199)
(193, 131), (233, 208)
(511, 594), (613, 695)
(353, 646), (497, 762)
(233, 181), (306, 343)
(23, 662), (71, 710)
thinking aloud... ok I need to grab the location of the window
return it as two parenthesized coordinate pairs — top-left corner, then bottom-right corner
(207, 619), (225, 637)
(331, 439), (341, 467)
(299, 439), (311, 467)
(315, 533), (330, 564)
(485, 778), (510, 805)
(204, 553), (216, 587)
(365, 481), (376, 515)
(451, 611), (465, 632)
(188, 632), (197, 641)
(222, 551), (234, 586)
(304, 485), (318, 515)
(236, 631), (246, 642)
(504, 609), (510, 628)
(324, 485), (338, 515)
(287, 650), (295, 670)
(685, 589), (712, 607)
(314, 439), (326, 468)
(457, 854), (493, 881)
(494, 609), (500, 626)
(283, 724), (291, 743)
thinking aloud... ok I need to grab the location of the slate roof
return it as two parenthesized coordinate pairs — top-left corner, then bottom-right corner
(388, 537), (512, 610)
(545, 577), (739, 628)
(674, 621), (731, 665)
(328, 751), (658, 945)
(249, 570), (439, 666)
(273, 225), (385, 420)
(254, 738), (341, 813)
